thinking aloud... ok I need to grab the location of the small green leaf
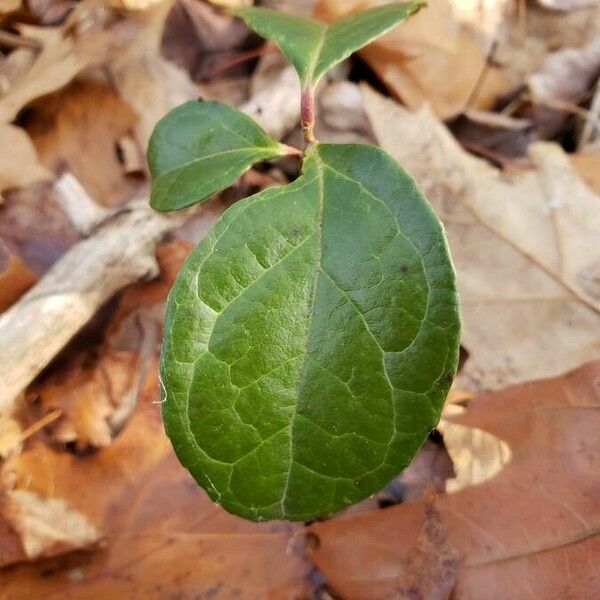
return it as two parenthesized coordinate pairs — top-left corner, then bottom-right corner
(231, 2), (424, 88)
(160, 143), (460, 521)
(148, 100), (287, 212)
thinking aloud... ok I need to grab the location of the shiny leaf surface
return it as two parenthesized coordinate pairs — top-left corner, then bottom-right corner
(160, 143), (460, 521)
(148, 101), (286, 212)
(231, 2), (424, 88)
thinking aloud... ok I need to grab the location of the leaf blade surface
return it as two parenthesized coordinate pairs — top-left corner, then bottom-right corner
(232, 2), (424, 88)
(148, 101), (286, 211)
(161, 143), (460, 521)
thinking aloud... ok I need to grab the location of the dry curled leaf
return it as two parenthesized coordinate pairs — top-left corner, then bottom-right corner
(0, 10), (123, 124)
(308, 362), (600, 600)
(363, 85), (600, 391)
(35, 350), (141, 449)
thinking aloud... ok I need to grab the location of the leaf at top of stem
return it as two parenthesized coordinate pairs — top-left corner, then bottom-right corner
(160, 141), (460, 521)
(230, 1), (425, 89)
(148, 100), (289, 212)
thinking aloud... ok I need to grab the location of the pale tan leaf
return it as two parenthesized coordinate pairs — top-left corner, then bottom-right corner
(0, 125), (52, 198)
(439, 405), (511, 493)
(3, 489), (100, 559)
(0, 0), (21, 14)
(362, 85), (600, 390)
(0, 416), (22, 459)
(0, 23), (109, 123)
(315, 0), (513, 119)
(108, 1), (199, 146)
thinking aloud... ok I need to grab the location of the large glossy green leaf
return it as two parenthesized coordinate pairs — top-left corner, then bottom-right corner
(148, 100), (287, 212)
(231, 2), (424, 88)
(160, 143), (460, 521)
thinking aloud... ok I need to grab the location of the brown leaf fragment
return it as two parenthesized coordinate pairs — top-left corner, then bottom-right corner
(0, 11), (121, 123)
(392, 498), (460, 600)
(0, 125), (52, 200)
(571, 150), (600, 194)
(308, 362), (600, 600)
(439, 405), (511, 493)
(0, 238), (38, 313)
(39, 351), (140, 448)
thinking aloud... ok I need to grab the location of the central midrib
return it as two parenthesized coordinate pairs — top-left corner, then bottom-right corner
(279, 156), (325, 516)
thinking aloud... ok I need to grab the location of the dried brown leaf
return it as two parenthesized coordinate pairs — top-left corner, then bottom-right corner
(0, 399), (311, 597)
(363, 85), (600, 390)
(309, 362), (600, 600)
(27, 80), (143, 208)
(0, 14), (117, 123)
(108, 1), (199, 146)
(315, 0), (513, 119)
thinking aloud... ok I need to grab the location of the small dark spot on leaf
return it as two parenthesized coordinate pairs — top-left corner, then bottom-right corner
(400, 264), (409, 274)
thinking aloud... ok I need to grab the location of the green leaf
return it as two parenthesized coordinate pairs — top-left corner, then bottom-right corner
(231, 2), (424, 88)
(160, 142), (460, 521)
(148, 100), (287, 212)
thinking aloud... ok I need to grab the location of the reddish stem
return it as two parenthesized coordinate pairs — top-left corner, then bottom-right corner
(301, 87), (316, 144)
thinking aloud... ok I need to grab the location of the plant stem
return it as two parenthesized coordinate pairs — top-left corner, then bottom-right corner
(301, 87), (316, 144)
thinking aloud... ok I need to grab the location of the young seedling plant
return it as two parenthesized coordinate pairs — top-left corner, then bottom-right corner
(148, 1), (460, 522)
